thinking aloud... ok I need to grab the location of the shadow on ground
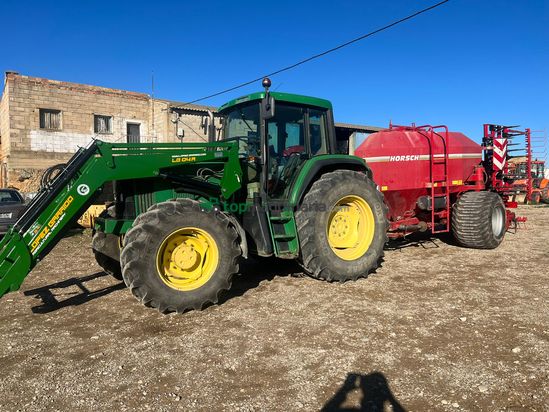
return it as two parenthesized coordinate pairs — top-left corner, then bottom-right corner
(26, 231), (493, 313)
(23, 271), (125, 314)
(19, 234), (471, 314)
(22, 258), (302, 314)
(322, 372), (406, 412)
(386, 222), (525, 251)
(219, 257), (303, 304)
(386, 230), (456, 251)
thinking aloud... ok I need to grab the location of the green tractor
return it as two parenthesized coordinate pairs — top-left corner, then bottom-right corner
(0, 78), (387, 313)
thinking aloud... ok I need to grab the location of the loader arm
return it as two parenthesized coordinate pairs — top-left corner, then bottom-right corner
(0, 139), (242, 298)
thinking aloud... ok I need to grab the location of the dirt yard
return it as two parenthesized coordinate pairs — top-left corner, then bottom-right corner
(0, 205), (547, 411)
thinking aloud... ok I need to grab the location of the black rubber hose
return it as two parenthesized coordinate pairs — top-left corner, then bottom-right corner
(40, 164), (66, 189)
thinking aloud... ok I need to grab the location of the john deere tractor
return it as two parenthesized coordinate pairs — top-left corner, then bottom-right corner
(0, 78), (387, 313)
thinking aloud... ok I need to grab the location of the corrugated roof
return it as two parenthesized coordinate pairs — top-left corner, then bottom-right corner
(167, 101), (218, 113)
(335, 122), (384, 133)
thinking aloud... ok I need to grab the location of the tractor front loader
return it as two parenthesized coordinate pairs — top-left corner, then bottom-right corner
(0, 140), (245, 303)
(0, 78), (388, 313)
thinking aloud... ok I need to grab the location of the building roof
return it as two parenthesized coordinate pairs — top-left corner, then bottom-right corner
(335, 122), (384, 133)
(3, 72), (217, 112)
(167, 101), (218, 113)
(5, 72), (150, 100)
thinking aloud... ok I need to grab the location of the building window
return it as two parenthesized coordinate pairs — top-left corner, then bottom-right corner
(94, 115), (113, 134)
(39, 109), (62, 130)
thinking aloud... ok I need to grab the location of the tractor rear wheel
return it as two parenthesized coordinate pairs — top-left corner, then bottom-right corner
(295, 170), (388, 282)
(120, 199), (240, 313)
(451, 191), (506, 249)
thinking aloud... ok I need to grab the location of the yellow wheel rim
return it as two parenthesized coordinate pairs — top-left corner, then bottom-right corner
(156, 227), (219, 291)
(327, 195), (375, 261)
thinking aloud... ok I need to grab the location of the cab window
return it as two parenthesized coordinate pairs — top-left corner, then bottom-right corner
(222, 102), (260, 156)
(309, 109), (328, 155)
(266, 105), (306, 158)
(266, 105), (306, 197)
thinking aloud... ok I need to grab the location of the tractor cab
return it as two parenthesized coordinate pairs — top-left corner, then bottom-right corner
(509, 159), (546, 190)
(218, 79), (336, 200)
(532, 161), (545, 179)
(216, 79), (376, 259)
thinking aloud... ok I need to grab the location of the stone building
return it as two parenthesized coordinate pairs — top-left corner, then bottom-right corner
(0, 72), (220, 191)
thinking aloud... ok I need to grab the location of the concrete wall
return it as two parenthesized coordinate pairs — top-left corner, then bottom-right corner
(0, 73), (221, 191)
(0, 78), (11, 186)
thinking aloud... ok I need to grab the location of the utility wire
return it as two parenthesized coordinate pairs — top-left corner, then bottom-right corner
(183, 0), (450, 105)
(177, 117), (208, 142)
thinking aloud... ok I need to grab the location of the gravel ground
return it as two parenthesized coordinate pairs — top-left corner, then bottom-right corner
(0, 205), (547, 411)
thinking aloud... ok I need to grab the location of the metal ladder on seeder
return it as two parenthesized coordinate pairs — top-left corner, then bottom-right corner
(421, 125), (451, 233)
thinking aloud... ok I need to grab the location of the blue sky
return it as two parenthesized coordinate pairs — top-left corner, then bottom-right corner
(1, 0), (547, 151)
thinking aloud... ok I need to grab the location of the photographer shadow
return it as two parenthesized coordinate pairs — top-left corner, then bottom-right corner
(322, 372), (405, 412)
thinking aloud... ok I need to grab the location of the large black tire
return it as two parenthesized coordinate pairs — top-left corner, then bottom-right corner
(92, 231), (123, 280)
(295, 170), (388, 282)
(530, 191), (541, 205)
(92, 208), (123, 280)
(451, 191), (506, 249)
(541, 187), (549, 204)
(120, 199), (240, 313)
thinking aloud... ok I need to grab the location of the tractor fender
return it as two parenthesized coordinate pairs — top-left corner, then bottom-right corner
(289, 155), (371, 207)
(222, 212), (249, 259)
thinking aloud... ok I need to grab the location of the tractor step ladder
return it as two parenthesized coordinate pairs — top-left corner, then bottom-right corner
(267, 207), (298, 256)
(425, 126), (451, 234)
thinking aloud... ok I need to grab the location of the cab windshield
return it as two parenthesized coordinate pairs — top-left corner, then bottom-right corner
(221, 102), (260, 156)
(533, 163), (545, 178)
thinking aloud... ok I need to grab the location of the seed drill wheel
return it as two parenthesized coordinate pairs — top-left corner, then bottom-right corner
(120, 199), (240, 313)
(451, 191), (506, 249)
(295, 170), (388, 281)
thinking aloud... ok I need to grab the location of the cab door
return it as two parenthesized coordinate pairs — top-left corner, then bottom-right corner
(265, 105), (329, 200)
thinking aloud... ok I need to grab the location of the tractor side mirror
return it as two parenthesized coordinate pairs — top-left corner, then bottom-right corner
(261, 95), (275, 119)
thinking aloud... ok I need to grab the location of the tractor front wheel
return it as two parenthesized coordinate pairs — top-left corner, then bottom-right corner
(451, 191), (506, 249)
(295, 170), (388, 282)
(120, 199), (240, 313)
